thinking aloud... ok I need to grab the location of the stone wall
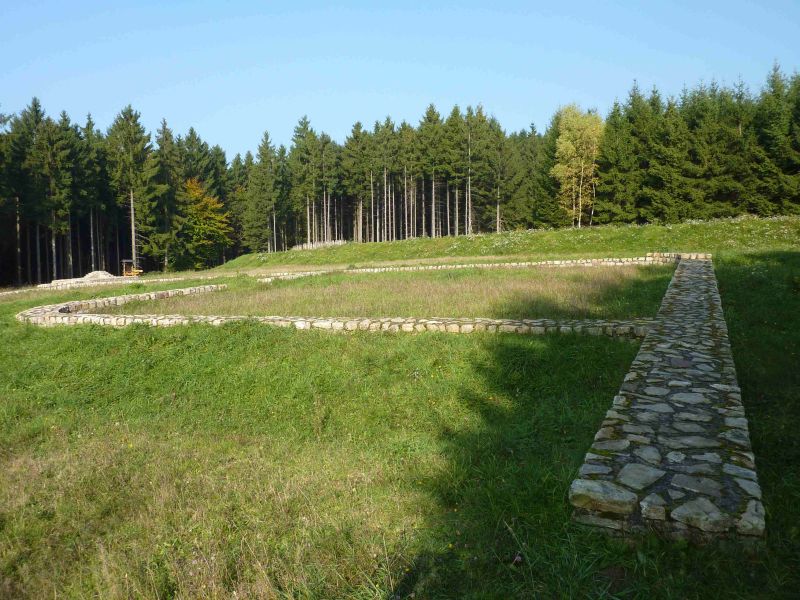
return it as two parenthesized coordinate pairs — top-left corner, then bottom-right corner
(258, 253), (696, 283)
(568, 257), (764, 541)
(15, 285), (652, 338)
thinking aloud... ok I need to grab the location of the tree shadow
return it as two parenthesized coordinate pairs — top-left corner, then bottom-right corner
(390, 250), (800, 598)
(387, 274), (650, 598)
(490, 264), (673, 321)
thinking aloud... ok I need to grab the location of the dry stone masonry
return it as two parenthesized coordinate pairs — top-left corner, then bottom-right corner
(569, 256), (764, 541)
(16, 285), (652, 338)
(258, 253), (682, 283)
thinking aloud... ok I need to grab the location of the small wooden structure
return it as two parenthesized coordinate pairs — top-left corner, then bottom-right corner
(121, 260), (143, 277)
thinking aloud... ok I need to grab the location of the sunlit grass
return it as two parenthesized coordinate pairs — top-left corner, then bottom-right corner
(1, 218), (799, 597)
(100, 264), (674, 321)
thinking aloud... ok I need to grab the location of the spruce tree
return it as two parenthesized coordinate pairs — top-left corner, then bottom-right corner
(106, 105), (151, 269)
(242, 131), (277, 252)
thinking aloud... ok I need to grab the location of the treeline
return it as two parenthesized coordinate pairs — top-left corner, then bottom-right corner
(1, 65), (798, 285)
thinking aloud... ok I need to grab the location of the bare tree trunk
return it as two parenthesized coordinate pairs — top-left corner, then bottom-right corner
(15, 198), (21, 286)
(496, 186), (501, 232)
(89, 207), (97, 271)
(115, 225), (120, 275)
(577, 164), (585, 228)
(446, 182), (451, 236)
(26, 222), (31, 285)
(467, 127), (472, 235)
(66, 210), (74, 278)
(455, 187), (459, 236)
(383, 166), (388, 243)
(306, 196), (311, 245)
(129, 189), (137, 268)
(370, 171), (375, 242)
(421, 179), (426, 237)
(76, 218), (82, 276)
(36, 222), (42, 283)
(403, 167), (408, 239)
(44, 227), (50, 283)
(431, 171), (436, 238)
(51, 211), (57, 280)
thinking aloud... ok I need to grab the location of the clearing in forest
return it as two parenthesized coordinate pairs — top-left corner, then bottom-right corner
(98, 264), (674, 321)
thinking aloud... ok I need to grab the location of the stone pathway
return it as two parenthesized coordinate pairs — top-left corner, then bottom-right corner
(569, 258), (764, 541)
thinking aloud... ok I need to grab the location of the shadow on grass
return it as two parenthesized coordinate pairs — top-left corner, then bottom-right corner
(493, 265), (674, 320)
(391, 250), (800, 598)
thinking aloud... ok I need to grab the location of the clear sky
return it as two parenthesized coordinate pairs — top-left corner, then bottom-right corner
(2, 1), (798, 158)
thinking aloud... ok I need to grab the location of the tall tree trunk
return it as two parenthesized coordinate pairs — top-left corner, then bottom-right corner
(370, 171), (375, 243)
(577, 164), (585, 228)
(35, 222), (42, 283)
(403, 167), (408, 239)
(66, 210), (74, 278)
(431, 172), (436, 238)
(44, 226), (50, 283)
(15, 197), (21, 286)
(129, 189), (137, 268)
(51, 211), (57, 280)
(89, 207), (97, 271)
(383, 166), (389, 242)
(26, 222), (32, 285)
(467, 126), (472, 235)
(306, 196), (311, 245)
(115, 225), (120, 275)
(421, 179), (426, 237)
(446, 182), (450, 236)
(455, 187), (459, 236)
(76, 218), (82, 276)
(496, 186), (501, 232)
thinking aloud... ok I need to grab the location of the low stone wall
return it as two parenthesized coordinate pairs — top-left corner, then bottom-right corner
(0, 287), (36, 299)
(35, 275), (213, 291)
(568, 257), (764, 541)
(258, 253), (697, 283)
(15, 286), (653, 338)
(16, 285), (226, 326)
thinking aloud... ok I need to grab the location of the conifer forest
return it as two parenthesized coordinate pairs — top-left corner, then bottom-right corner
(1, 65), (798, 285)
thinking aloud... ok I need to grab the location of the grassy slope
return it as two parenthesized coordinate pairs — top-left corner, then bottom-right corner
(104, 264), (674, 321)
(0, 217), (798, 598)
(218, 216), (800, 271)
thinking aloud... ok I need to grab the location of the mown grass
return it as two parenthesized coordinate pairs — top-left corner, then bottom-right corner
(218, 216), (800, 273)
(1, 218), (799, 598)
(102, 264), (674, 321)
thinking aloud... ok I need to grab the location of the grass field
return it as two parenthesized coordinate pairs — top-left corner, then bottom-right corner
(101, 264), (674, 321)
(1, 217), (799, 598)
(217, 216), (800, 273)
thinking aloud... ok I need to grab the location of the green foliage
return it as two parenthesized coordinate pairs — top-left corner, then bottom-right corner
(177, 178), (232, 269)
(3, 65), (800, 285)
(241, 132), (277, 252)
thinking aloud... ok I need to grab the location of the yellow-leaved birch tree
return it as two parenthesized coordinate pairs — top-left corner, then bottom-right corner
(551, 105), (604, 227)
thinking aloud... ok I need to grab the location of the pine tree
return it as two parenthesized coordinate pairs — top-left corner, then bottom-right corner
(531, 112), (564, 227)
(595, 102), (639, 223)
(106, 105), (151, 269)
(242, 131), (277, 252)
(417, 104), (443, 236)
(342, 122), (371, 242)
(139, 120), (184, 269)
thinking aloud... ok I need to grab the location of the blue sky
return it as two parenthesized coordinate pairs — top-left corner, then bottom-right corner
(1, 1), (798, 158)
